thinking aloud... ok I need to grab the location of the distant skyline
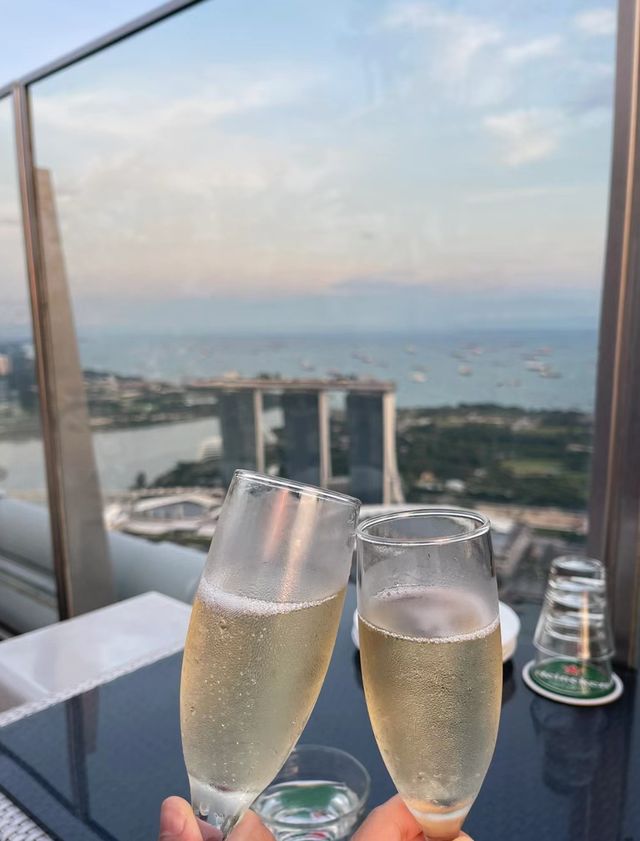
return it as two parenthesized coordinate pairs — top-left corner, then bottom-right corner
(1, 0), (617, 333)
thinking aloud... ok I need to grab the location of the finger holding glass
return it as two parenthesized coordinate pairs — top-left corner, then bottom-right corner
(181, 470), (359, 838)
(357, 510), (501, 841)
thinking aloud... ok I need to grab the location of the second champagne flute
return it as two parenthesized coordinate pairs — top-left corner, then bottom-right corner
(181, 470), (360, 837)
(357, 509), (502, 841)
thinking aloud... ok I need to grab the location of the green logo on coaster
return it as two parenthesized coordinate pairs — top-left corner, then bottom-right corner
(531, 659), (613, 699)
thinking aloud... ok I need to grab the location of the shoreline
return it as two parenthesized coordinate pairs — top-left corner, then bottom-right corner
(0, 399), (593, 445)
(2, 403), (592, 511)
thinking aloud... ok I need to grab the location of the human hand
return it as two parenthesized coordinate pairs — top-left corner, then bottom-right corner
(352, 795), (472, 841)
(158, 797), (275, 841)
(158, 794), (472, 841)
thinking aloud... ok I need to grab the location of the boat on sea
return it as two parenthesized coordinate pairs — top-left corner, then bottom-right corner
(525, 359), (546, 372)
(539, 367), (562, 379)
(351, 350), (374, 364)
(410, 371), (428, 383)
(458, 365), (473, 376)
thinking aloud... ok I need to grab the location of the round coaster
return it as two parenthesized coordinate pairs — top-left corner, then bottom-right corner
(522, 660), (624, 706)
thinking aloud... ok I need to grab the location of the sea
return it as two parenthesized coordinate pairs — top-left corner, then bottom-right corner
(1, 329), (598, 494)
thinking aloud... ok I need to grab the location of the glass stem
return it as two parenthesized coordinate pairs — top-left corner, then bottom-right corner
(192, 802), (240, 839)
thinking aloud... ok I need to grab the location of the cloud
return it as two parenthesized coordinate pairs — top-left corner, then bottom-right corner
(8, 6), (610, 316)
(570, 59), (614, 80)
(0, 196), (21, 226)
(504, 35), (562, 65)
(483, 108), (565, 166)
(381, 1), (503, 80)
(31, 81), (393, 299)
(574, 8), (616, 37)
(465, 185), (580, 205)
(32, 66), (318, 141)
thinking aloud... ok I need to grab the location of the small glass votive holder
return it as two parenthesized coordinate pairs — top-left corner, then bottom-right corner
(528, 555), (618, 703)
(252, 745), (370, 840)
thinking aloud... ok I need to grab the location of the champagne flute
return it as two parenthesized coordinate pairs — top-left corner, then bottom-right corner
(180, 470), (359, 837)
(357, 509), (502, 841)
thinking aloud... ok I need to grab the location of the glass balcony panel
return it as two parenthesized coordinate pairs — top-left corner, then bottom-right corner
(26, 0), (617, 601)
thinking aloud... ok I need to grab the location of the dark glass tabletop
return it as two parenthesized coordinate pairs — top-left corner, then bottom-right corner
(0, 585), (637, 840)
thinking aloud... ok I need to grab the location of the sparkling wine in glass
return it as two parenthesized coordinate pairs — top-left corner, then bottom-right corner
(180, 470), (359, 837)
(357, 509), (502, 841)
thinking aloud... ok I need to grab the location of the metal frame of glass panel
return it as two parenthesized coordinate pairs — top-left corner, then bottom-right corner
(11, 87), (71, 616)
(1, 0), (640, 665)
(13, 89), (117, 619)
(588, 0), (640, 668)
(0, 0), (203, 99)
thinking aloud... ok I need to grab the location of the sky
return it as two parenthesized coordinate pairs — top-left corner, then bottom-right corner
(0, 0), (161, 84)
(0, 0), (618, 335)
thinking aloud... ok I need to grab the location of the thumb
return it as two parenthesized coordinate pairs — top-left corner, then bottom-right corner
(159, 798), (275, 841)
(353, 795), (473, 841)
(159, 797), (220, 841)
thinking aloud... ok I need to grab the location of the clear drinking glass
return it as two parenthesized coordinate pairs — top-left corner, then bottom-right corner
(253, 745), (370, 840)
(180, 470), (360, 837)
(357, 509), (502, 841)
(532, 555), (615, 698)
